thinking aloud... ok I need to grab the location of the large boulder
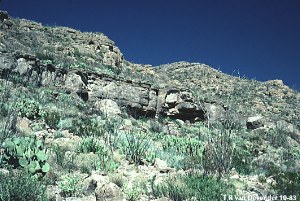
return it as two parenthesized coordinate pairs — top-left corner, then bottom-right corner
(204, 103), (225, 122)
(15, 58), (32, 76)
(94, 99), (121, 117)
(247, 116), (265, 130)
(65, 73), (86, 92)
(95, 182), (123, 201)
(165, 93), (178, 104)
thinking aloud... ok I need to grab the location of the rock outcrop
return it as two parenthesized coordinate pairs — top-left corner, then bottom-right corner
(0, 52), (207, 121)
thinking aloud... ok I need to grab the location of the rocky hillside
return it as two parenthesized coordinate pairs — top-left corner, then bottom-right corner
(0, 10), (300, 201)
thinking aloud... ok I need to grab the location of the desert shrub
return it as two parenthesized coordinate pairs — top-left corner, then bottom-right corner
(7, 72), (24, 86)
(156, 151), (185, 169)
(69, 118), (104, 137)
(15, 97), (41, 119)
(35, 50), (55, 61)
(271, 167), (300, 197)
(0, 114), (17, 148)
(161, 135), (203, 158)
(158, 135), (203, 169)
(151, 173), (236, 201)
(202, 128), (234, 178)
(102, 118), (122, 150)
(267, 124), (289, 148)
(149, 119), (163, 133)
(42, 109), (61, 129)
(119, 131), (150, 165)
(123, 182), (144, 201)
(92, 142), (119, 172)
(0, 80), (12, 117)
(58, 174), (82, 197)
(56, 118), (73, 130)
(232, 139), (254, 175)
(77, 136), (102, 154)
(0, 81), (17, 145)
(51, 144), (66, 168)
(221, 109), (245, 131)
(0, 170), (48, 201)
(109, 173), (124, 188)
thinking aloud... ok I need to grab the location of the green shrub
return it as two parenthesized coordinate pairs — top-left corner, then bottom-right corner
(109, 173), (124, 188)
(120, 132), (150, 165)
(123, 182), (144, 201)
(51, 144), (65, 167)
(94, 143), (119, 173)
(15, 97), (41, 119)
(102, 118), (122, 150)
(161, 135), (203, 158)
(69, 118), (104, 137)
(35, 50), (55, 62)
(1, 136), (50, 175)
(151, 173), (236, 201)
(58, 174), (82, 197)
(271, 168), (300, 197)
(232, 139), (254, 175)
(77, 136), (102, 154)
(42, 109), (61, 129)
(267, 124), (289, 148)
(149, 120), (163, 133)
(0, 170), (48, 201)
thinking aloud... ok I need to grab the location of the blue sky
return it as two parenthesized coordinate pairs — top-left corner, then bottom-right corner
(1, 0), (299, 90)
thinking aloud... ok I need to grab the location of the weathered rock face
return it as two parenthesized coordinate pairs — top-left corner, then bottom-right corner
(1, 11), (299, 127)
(0, 53), (207, 122)
(88, 75), (157, 117)
(158, 89), (205, 121)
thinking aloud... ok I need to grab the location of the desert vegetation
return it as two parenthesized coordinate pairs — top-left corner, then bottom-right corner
(0, 10), (300, 201)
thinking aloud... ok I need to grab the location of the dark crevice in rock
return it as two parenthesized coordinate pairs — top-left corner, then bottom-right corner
(77, 90), (89, 102)
(46, 64), (56, 73)
(75, 71), (88, 86)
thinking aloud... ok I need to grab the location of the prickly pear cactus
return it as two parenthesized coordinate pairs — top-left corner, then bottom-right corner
(1, 136), (50, 175)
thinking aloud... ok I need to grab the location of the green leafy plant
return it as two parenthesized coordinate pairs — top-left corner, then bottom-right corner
(77, 136), (102, 153)
(159, 135), (203, 169)
(149, 119), (163, 133)
(232, 138), (254, 175)
(58, 174), (82, 197)
(161, 135), (203, 158)
(266, 161), (300, 197)
(52, 144), (65, 167)
(0, 170), (48, 201)
(151, 173), (236, 201)
(94, 143), (119, 172)
(123, 182), (144, 201)
(120, 131), (150, 165)
(42, 109), (61, 129)
(69, 118), (104, 137)
(1, 136), (50, 175)
(267, 124), (289, 148)
(272, 171), (300, 197)
(109, 173), (124, 188)
(15, 97), (41, 119)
